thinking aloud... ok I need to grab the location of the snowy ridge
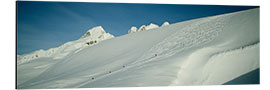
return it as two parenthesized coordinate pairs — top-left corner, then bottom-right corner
(17, 26), (114, 65)
(17, 8), (259, 88)
(128, 22), (169, 34)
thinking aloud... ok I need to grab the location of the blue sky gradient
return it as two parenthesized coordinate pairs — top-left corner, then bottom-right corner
(16, 1), (258, 55)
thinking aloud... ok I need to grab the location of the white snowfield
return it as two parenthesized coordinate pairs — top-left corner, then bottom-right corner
(17, 8), (259, 89)
(17, 26), (114, 65)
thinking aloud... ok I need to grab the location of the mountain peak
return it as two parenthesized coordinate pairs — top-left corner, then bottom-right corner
(146, 23), (159, 30)
(17, 25), (114, 65)
(161, 21), (170, 27)
(138, 23), (159, 31)
(81, 26), (106, 39)
(128, 26), (138, 34)
(128, 23), (160, 34)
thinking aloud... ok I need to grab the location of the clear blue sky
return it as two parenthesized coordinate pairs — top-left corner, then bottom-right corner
(16, 1), (258, 55)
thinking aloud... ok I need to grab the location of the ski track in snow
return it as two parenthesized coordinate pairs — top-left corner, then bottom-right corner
(141, 15), (227, 60)
(133, 13), (230, 68)
(74, 55), (157, 87)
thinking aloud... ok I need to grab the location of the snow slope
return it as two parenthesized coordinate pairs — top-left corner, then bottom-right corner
(17, 26), (114, 65)
(17, 8), (259, 89)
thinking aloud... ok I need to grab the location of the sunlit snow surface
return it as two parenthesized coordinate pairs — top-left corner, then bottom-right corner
(17, 26), (114, 65)
(17, 8), (259, 89)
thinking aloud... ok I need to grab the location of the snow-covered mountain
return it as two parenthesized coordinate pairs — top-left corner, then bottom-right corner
(161, 22), (170, 27)
(17, 26), (114, 65)
(17, 8), (259, 89)
(128, 26), (138, 34)
(128, 22), (169, 34)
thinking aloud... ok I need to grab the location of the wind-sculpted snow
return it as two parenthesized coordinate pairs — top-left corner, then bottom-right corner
(17, 8), (259, 89)
(170, 42), (259, 85)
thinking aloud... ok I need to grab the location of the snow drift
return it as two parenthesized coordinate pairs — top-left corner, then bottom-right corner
(17, 8), (259, 89)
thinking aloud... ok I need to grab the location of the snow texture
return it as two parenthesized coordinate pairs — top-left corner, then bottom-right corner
(17, 8), (259, 89)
